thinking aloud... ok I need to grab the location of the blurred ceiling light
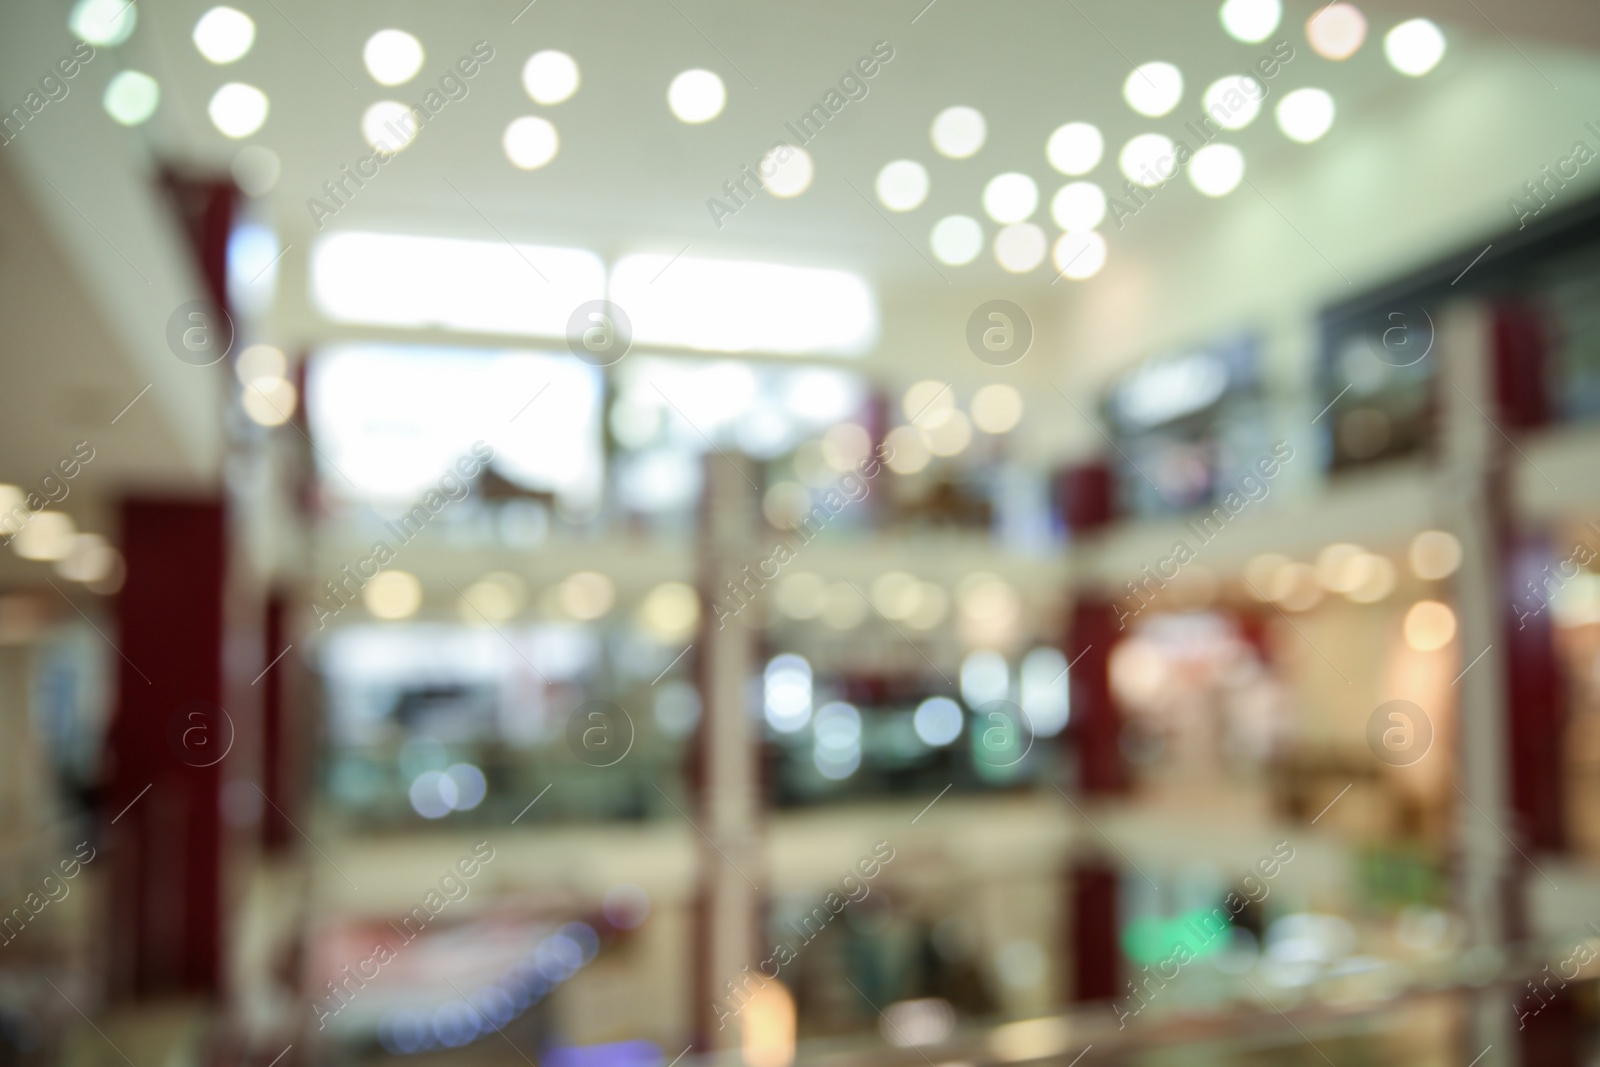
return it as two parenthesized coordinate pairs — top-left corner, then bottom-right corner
(821, 423), (872, 471)
(312, 233), (605, 337)
(612, 254), (875, 356)
(931, 105), (986, 159)
(1315, 542), (1366, 592)
(871, 571), (923, 620)
(1403, 599), (1456, 651)
(763, 481), (813, 529)
(1385, 18), (1446, 76)
(960, 643), (1011, 710)
(1306, 3), (1367, 60)
(523, 50), (579, 104)
(821, 582), (867, 629)
(1046, 122), (1103, 175)
(764, 653), (813, 732)
(1123, 62), (1184, 117)
(639, 581), (699, 640)
(668, 68), (725, 123)
(1553, 573), (1600, 628)
(232, 145), (281, 195)
(1220, 0), (1282, 42)
(193, 7), (254, 63)
(994, 224), (1047, 273)
(364, 29), (425, 85)
(1120, 133), (1176, 186)
(1020, 646), (1070, 736)
(960, 577), (1021, 635)
(989, 1017), (1073, 1063)
(242, 376), (297, 426)
(884, 426), (931, 475)
(208, 83), (268, 138)
(791, 441), (835, 487)
(1268, 561), (1322, 611)
(930, 215), (984, 265)
(1345, 554), (1396, 603)
(877, 160), (930, 211)
(504, 115), (560, 169)
(364, 570), (422, 619)
(1409, 529), (1462, 580)
(561, 571), (615, 620)
(1244, 553), (1289, 599)
(363, 101), (418, 151)
(1276, 88), (1335, 143)
(1052, 230), (1107, 279)
(983, 173), (1039, 224)
(1203, 76), (1263, 130)
(103, 71), (159, 125)
(775, 572), (827, 619)
(1051, 181), (1106, 230)
(10, 517), (72, 565)
(236, 343), (286, 384)
(971, 383), (1023, 434)
(69, 0), (136, 46)
(54, 533), (117, 583)
(904, 380), (955, 427)
(905, 581), (949, 629)
(460, 572), (525, 623)
(913, 697), (963, 747)
(761, 144), (814, 198)
(742, 980), (796, 1067)
(923, 409), (973, 456)
(1190, 144), (1235, 197)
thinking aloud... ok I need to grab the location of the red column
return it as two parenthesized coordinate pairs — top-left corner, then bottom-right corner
(1067, 862), (1119, 1002)
(260, 593), (295, 852)
(105, 498), (229, 999)
(1068, 599), (1126, 796)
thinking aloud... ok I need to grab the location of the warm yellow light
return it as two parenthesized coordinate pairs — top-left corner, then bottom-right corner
(1409, 529), (1462, 580)
(905, 582), (949, 630)
(821, 582), (867, 630)
(884, 426), (931, 475)
(243, 376), (297, 426)
(1345, 554), (1396, 603)
(971, 383), (1023, 434)
(1243, 553), (1288, 600)
(870, 571), (922, 620)
(364, 570), (421, 620)
(639, 581), (699, 640)
(775, 572), (827, 620)
(54, 533), (116, 583)
(762, 481), (813, 529)
(460, 572), (525, 623)
(1404, 599), (1456, 651)
(904, 380), (954, 427)
(740, 981), (796, 1067)
(12, 512), (75, 561)
(561, 571), (615, 620)
(236, 343), (286, 383)
(923, 409), (973, 457)
(1315, 542), (1365, 592)
(1268, 561), (1322, 611)
(821, 423), (872, 471)
(1306, 2), (1366, 60)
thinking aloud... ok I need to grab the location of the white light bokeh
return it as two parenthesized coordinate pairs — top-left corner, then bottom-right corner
(994, 224), (1046, 273)
(363, 101), (417, 151)
(1119, 133), (1177, 186)
(193, 7), (255, 64)
(931, 106), (986, 159)
(1203, 75), (1263, 130)
(761, 145), (814, 198)
(1276, 88), (1335, 143)
(930, 215), (983, 265)
(1306, 3), (1367, 60)
(104, 71), (159, 125)
(523, 50), (580, 104)
(1123, 62), (1183, 117)
(960, 650), (1009, 708)
(1385, 18), (1445, 76)
(1220, 0), (1281, 42)
(1188, 143), (1245, 197)
(876, 160), (930, 211)
(982, 173), (1039, 224)
(504, 116), (559, 169)
(1046, 122), (1103, 175)
(1052, 230), (1107, 280)
(765, 654), (814, 733)
(363, 29), (425, 86)
(1050, 181), (1106, 230)
(668, 69), (726, 123)
(1020, 647), (1070, 736)
(913, 697), (963, 746)
(69, 0), (136, 46)
(208, 83), (269, 138)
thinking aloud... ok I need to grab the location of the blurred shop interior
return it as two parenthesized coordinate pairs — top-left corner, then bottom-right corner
(4, 1), (1600, 1066)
